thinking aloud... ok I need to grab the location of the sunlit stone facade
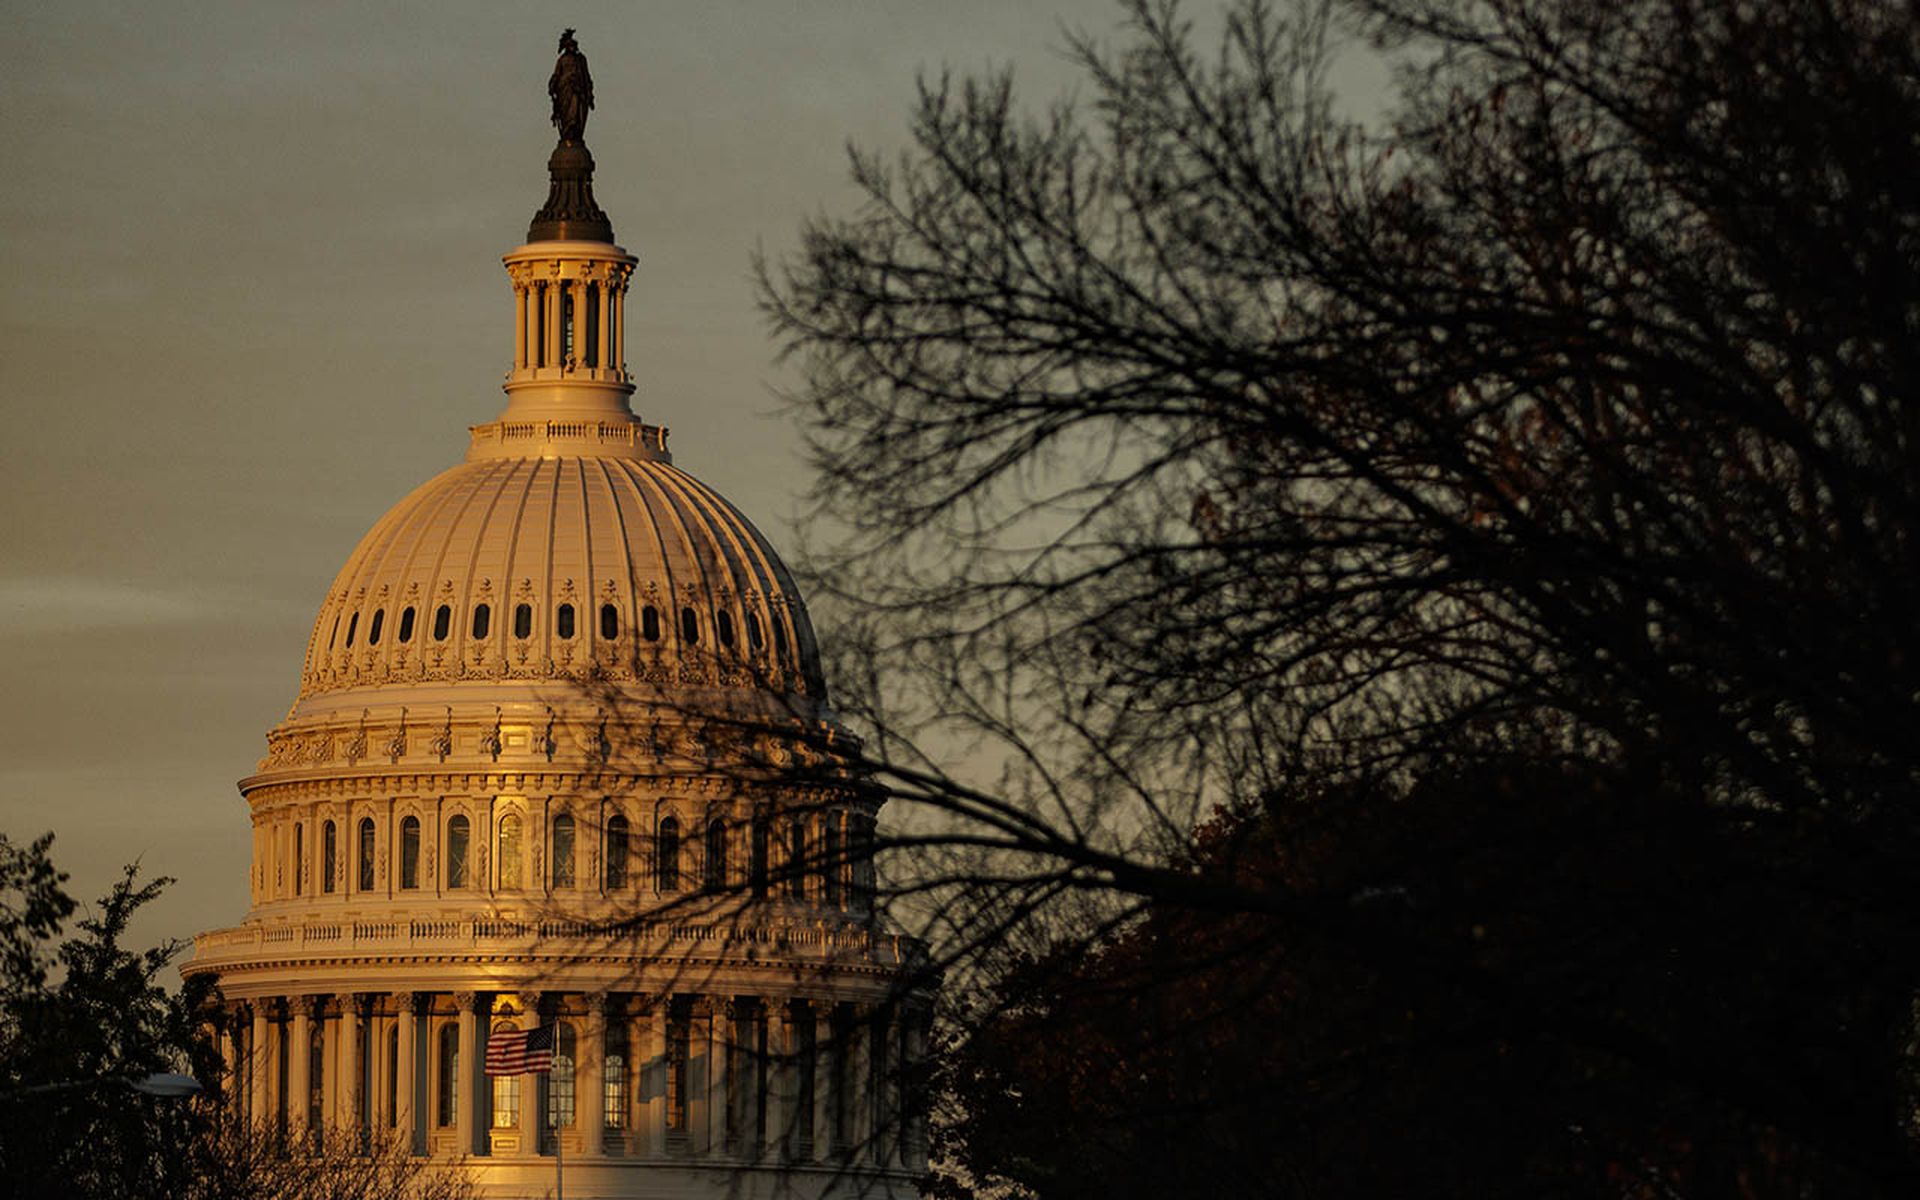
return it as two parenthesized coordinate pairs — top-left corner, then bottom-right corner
(184, 78), (928, 1200)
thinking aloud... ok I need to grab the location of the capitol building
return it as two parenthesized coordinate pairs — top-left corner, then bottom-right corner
(184, 34), (929, 1199)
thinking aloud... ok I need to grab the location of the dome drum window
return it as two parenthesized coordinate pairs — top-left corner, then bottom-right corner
(398, 606), (416, 644)
(600, 603), (620, 640)
(556, 603), (575, 639)
(514, 603), (533, 639)
(716, 611), (736, 650)
(640, 605), (660, 642)
(368, 608), (385, 646)
(345, 614), (359, 649)
(680, 607), (699, 645)
(471, 604), (491, 640)
(433, 605), (451, 642)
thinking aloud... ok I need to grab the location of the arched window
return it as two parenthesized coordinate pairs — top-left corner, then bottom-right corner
(680, 606), (700, 644)
(446, 815), (470, 889)
(368, 608), (385, 646)
(400, 816), (420, 889)
(398, 605), (416, 644)
(346, 612), (359, 648)
(641, 605), (660, 641)
(821, 818), (841, 908)
(556, 603), (575, 640)
(498, 813), (523, 889)
(491, 1021), (520, 1129)
(548, 1022), (578, 1130)
(704, 819), (728, 893)
(605, 814), (630, 890)
(293, 822), (305, 895)
(513, 603), (532, 639)
(322, 820), (338, 894)
(750, 816), (770, 898)
(747, 612), (765, 652)
(717, 611), (736, 649)
(385, 1026), (399, 1128)
(601, 603), (620, 640)
(551, 813), (575, 889)
(357, 817), (375, 892)
(471, 603), (491, 640)
(604, 1022), (628, 1131)
(656, 817), (681, 892)
(437, 1024), (459, 1126)
(787, 820), (807, 900)
(432, 604), (451, 641)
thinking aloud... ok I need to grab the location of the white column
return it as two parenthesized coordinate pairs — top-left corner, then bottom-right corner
(770, 1000), (798, 1161)
(341, 994), (364, 1137)
(569, 279), (589, 370)
(849, 1004), (873, 1164)
(691, 998), (718, 1155)
(812, 1004), (835, 1162)
(288, 996), (314, 1143)
(580, 993), (606, 1156)
(642, 1001), (666, 1155)
(609, 276), (625, 378)
(544, 277), (562, 368)
(393, 993), (418, 1154)
(455, 992), (481, 1156)
(519, 993), (543, 1154)
(595, 279), (612, 372)
(249, 1004), (269, 1128)
(513, 284), (528, 369)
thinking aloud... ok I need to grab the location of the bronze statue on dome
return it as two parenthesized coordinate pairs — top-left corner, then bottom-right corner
(549, 28), (594, 143)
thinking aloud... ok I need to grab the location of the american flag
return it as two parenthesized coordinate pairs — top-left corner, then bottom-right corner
(485, 1023), (556, 1075)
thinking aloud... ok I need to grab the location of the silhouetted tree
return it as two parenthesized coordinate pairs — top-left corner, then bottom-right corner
(763, 0), (1920, 1194)
(0, 833), (473, 1200)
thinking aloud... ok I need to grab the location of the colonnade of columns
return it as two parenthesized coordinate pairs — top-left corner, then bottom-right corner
(216, 989), (928, 1171)
(512, 269), (626, 376)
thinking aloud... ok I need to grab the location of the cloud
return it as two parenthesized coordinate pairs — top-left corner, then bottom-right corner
(0, 576), (227, 636)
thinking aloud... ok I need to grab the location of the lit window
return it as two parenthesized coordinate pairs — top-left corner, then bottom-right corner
(551, 813), (575, 888)
(357, 816), (375, 892)
(556, 603), (575, 640)
(704, 819), (727, 893)
(322, 820), (338, 894)
(605, 814), (630, 890)
(491, 1022), (519, 1128)
(750, 818), (770, 898)
(547, 1023), (577, 1129)
(447, 815), (470, 889)
(400, 816), (420, 889)
(604, 1024), (628, 1130)
(656, 817), (681, 892)
(498, 813), (523, 889)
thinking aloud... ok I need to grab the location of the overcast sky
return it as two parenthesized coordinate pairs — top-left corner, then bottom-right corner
(0, 0), (1149, 951)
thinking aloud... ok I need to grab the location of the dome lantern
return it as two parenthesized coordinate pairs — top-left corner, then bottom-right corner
(480, 29), (658, 453)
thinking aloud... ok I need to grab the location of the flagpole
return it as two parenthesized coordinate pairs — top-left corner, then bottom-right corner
(554, 1092), (564, 1200)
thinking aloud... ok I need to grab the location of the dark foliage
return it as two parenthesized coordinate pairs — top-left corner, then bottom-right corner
(764, 0), (1920, 1194)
